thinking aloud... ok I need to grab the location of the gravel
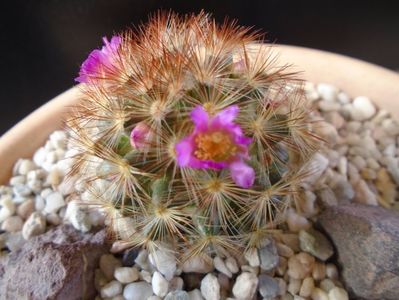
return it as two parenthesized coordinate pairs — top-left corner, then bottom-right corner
(0, 82), (398, 299)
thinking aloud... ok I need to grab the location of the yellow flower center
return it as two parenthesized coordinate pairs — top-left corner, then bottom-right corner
(194, 131), (237, 161)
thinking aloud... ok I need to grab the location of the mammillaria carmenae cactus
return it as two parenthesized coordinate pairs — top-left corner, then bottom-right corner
(68, 12), (320, 259)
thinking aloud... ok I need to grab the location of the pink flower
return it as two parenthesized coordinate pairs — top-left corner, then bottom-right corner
(75, 36), (121, 83)
(130, 122), (153, 151)
(175, 105), (255, 188)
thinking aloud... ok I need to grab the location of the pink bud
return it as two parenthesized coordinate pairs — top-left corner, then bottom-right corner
(130, 122), (152, 151)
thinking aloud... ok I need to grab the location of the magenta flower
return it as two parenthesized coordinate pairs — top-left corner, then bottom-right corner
(75, 36), (121, 83)
(175, 105), (255, 188)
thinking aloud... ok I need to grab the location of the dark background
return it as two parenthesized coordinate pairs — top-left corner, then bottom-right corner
(1, 1), (399, 135)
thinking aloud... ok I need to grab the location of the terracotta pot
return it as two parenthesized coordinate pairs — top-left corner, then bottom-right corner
(0, 45), (398, 184)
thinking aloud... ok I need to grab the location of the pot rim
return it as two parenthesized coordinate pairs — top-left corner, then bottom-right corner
(0, 44), (398, 184)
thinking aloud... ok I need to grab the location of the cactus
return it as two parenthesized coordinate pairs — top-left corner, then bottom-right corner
(68, 11), (320, 259)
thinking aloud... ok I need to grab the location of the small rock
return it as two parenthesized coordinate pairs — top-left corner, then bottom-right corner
(311, 288), (329, 300)
(325, 263), (339, 280)
(13, 184), (31, 197)
(134, 249), (149, 270)
(152, 271), (169, 297)
(44, 192), (65, 214)
(317, 83), (339, 102)
(353, 179), (378, 206)
(319, 278), (336, 293)
(287, 252), (315, 280)
(331, 180), (354, 203)
(318, 204), (399, 299)
(286, 209), (311, 232)
(299, 228), (334, 261)
(149, 248), (177, 280)
(22, 212), (46, 240)
(224, 256), (239, 274)
(1, 215), (23, 232)
(114, 267), (139, 284)
(319, 101), (340, 112)
(64, 201), (91, 233)
(232, 272), (258, 300)
(288, 278), (301, 295)
(123, 281), (153, 300)
(188, 289), (204, 300)
(18, 159), (37, 175)
(350, 96), (376, 121)
(312, 261), (326, 281)
(170, 276), (184, 291)
(200, 273), (220, 300)
(182, 254), (214, 274)
(100, 254), (122, 281)
(101, 280), (123, 298)
(9, 175), (26, 186)
(258, 274), (279, 299)
(317, 187), (338, 208)
(140, 270), (152, 283)
(376, 168), (397, 205)
(5, 232), (26, 252)
(244, 248), (260, 267)
(17, 198), (34, 219)
(304, 153), (329, 184)
(35, 195), (46, 211)
(299, 277), (315, 298)
(276, 242), (294, 258)
(213, 256), (232, 278)
(259, 239), (279, 271)
(281, 233), (300, 252)
(165, 290), (190, 300)
(328, 287), (349, 300)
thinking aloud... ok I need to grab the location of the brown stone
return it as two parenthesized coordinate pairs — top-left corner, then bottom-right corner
(318, 203), (399, 300)
(0, 224), (109, 299)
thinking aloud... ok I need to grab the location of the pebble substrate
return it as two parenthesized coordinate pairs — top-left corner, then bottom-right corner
(0, 82), (398, 300)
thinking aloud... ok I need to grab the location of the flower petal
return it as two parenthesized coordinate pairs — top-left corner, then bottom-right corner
(191, 106), (209, 131)
(175, 138), (194, 167)
(229, 160), (255, 188)
(213, 105), (239, 126)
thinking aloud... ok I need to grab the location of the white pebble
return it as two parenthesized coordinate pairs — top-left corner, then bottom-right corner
(353, 180), (378, 206)
(328, 287), (349, 300)
(152, 271), (169, 297)
(0, 196), (16, 222)
(114, 267), (139, 284)
(1, 215), (23, 232)
(232, 272), (258, 300)
(286, 209), (311, 232)
(33, 147), (47, 167)
(182, 254), (214, 274)
(225, 257), (239, 274)
(149, 248), (177, 280)
(201, 273), (220, 300)
(213, 256), (232, 278)
(350, 96), (376, 121)
(244, 248), (260, 267)
(9, 175), (26, 186)
(101, 280), (122, 298)
(44, 191), (65, 214)
(22, 212), (46, 240)
(311, 288), (329, 300)
(64, 201), (91, 233)
(18, 159), (37, 175)
(317, 83), (339, 102)
(188, 289), (204, 300)
(123, 281), (153, 300)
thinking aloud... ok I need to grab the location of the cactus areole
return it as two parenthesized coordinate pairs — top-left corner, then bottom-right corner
(70, 12), (319, 258)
